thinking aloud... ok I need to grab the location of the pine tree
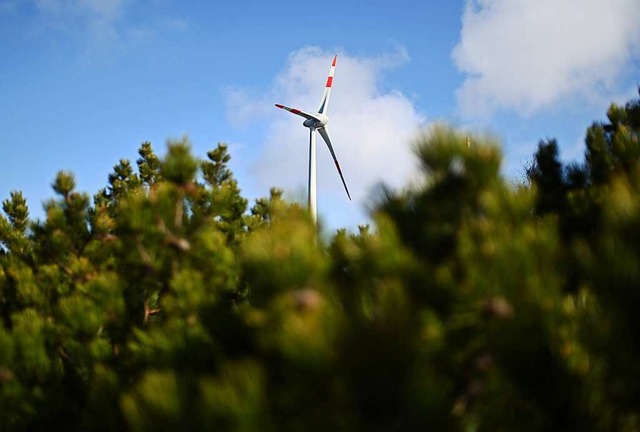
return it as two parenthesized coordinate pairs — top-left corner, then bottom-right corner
(2, 93), (640, 431)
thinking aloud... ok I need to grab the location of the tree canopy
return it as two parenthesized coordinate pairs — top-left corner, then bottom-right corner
(1, 91), (640, 431)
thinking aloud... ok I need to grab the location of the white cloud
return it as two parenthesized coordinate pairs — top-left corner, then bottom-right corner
(30, 0), (189, 58)
(34, 0), (126, 42)
(453, 0), (640, 118)
(35, 0), (124, 19)
(35, 0), (125, 22)
(227, 47), (425, 228)
(0, 0), (20, 13)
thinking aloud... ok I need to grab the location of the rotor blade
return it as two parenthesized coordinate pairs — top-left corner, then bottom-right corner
(274, 104), (317, 121)
(316, 55), (337, 114)
(317, 126), (351, 200)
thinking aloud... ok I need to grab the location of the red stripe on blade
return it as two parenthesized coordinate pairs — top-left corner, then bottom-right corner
(332, 55), (337, 66)
(291, 109), (301, 114)
(326, 76), (333, 87)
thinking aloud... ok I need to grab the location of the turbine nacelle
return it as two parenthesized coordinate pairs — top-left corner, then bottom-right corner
(303, 113), (329, 129)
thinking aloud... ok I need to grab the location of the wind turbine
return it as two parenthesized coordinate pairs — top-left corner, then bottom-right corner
(275, 54), (351, 225)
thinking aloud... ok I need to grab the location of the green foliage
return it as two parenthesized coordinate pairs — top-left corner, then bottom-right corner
(1, 93), (640, 431)
(137, 142), (161, 187)
(160, 137), (199, 185)
(0, 191), (30, 255)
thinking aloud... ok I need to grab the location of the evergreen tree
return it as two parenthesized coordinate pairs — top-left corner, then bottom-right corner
(137, 142), (161, 187)
(2, 93), (640, 431)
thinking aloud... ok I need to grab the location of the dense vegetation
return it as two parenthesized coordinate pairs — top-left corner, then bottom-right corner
(0, 92), (639, 431)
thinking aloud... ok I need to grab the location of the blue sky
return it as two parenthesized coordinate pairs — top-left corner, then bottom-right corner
(1, 0), (639, 231)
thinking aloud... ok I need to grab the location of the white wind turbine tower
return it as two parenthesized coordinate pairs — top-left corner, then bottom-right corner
(275, 54), (351, 225)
